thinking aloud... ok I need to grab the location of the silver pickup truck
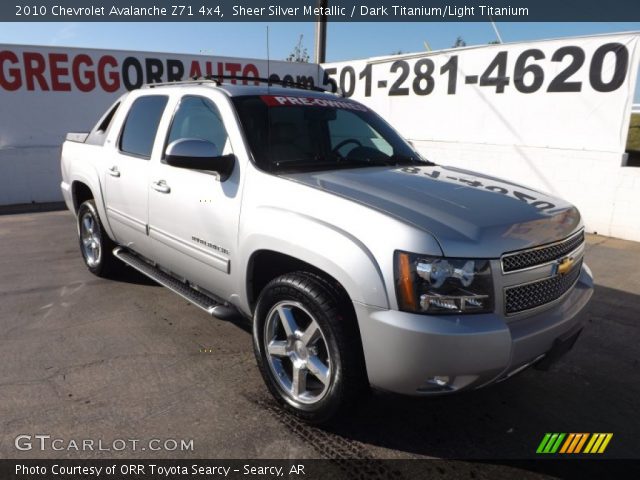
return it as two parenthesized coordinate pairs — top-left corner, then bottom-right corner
(60, 79), (593, 423)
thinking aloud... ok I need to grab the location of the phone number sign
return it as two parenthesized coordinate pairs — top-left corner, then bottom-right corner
(321, 33), (640, 153)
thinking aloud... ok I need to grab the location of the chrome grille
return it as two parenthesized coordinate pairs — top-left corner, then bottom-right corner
(502, 231), (584, 273)
(504, 259), (582, 314)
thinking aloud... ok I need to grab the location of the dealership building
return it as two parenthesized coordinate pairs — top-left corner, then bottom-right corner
(1, 32), (639, 241)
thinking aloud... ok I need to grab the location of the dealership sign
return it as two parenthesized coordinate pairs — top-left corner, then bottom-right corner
(321, 33), (640, 154)
(0, 45), (320, 149)
(0, 49), (319, 93)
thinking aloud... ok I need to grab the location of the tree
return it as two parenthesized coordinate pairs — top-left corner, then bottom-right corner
(286, 34), (310, 63)
(452, 36), (467, 48)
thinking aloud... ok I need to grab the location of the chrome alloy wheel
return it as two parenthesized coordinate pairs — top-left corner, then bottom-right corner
(79, 210), (101, 268)
(264, 301), (332, 404)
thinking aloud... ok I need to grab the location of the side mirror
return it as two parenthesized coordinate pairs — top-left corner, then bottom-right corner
(165, 138), (235, 181)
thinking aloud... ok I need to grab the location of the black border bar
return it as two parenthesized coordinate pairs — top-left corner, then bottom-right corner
(2, 459), (639, 480)
(4, 1), (640, 22)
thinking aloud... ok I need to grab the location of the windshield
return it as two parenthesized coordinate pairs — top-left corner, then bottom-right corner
(231, 94), (431, 173)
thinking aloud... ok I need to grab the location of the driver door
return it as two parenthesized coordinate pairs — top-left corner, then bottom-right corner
(148, 94), (241, 300)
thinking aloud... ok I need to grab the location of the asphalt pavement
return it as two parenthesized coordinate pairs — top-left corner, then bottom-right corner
(1, 210), (638, 477)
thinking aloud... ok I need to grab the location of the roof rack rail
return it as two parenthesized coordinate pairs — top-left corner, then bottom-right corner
(143, 75), (329, 92)
(142, 78), (218, 88)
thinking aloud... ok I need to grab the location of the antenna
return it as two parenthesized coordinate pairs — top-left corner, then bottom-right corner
(266, 26), (271, 88)
(266, 25), (272, 171)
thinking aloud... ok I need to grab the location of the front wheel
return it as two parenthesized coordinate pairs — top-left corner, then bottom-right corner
(77, 200), (118, 277)
(253, 272), (367, 424)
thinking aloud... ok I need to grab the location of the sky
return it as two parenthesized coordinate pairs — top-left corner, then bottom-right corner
(1, 21), (639, 99)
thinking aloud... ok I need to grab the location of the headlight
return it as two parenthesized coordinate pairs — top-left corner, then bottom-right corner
(394, 251), (494, 314)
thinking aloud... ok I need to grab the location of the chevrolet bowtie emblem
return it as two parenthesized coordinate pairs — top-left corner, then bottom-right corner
(556, 256), (575, 276)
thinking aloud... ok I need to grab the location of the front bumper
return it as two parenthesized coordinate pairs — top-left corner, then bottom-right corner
(354, 264), (593, 395)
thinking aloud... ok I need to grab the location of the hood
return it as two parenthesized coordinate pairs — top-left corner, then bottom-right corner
(283, 165), (581, 258)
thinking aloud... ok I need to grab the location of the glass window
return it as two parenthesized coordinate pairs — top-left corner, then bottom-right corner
(167, 96), (230, 156)
(119, 95), (168, 158)
(97, 102), (120, 133)
(86, 101), (121, 146)
(231, 95), (425, 172)
(329, 109), (393, 157)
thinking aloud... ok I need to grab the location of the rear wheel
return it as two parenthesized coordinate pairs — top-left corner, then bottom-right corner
(253, 272), (367, 424)
(77, 200), (118, 277)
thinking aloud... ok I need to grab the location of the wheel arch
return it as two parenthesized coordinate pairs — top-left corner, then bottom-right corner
(242, 230), (388, 314)
(70, 177), (116, 241)
(71, 181), (94, 213)
(247, 250), (352, 311)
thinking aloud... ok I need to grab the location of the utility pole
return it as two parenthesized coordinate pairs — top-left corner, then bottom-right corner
(489, 16), (503, 43)
(314, 0), (328, 63)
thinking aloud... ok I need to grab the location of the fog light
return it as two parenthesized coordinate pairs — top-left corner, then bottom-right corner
(417, 375), (454, 392)
(431, 376), (450, 386)
(420, 294), (489, 312)
(420, 294), (458, 311)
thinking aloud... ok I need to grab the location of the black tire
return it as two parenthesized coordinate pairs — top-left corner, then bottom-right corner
(77, 200), (119, 277)
(253, 272), (367, 424)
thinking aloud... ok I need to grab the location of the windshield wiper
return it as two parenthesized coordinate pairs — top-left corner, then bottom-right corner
(272, 154), (435, 173)
(386, 154), (435, 166)
(345, 155), (432, 167)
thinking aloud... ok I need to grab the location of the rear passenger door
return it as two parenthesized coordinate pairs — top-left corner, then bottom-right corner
(148, 94), (242, 300)
(104, 95), (168, 259)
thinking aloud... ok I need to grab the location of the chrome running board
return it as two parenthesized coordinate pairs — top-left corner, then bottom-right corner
(113, 247), (237, 320)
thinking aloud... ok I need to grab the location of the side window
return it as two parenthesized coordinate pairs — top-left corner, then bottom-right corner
(86, 101), (121, 146)
(166, 96), (230, 157)
(96, 102), (120, 133)
(119, 95), (168, 159)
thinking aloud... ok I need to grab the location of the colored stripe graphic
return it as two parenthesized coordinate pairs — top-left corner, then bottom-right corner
(536, 433), (552, 453)
(550, 433), (565, 453)
(584, 433), (599, 453)
(597, 434), (614, 453)
(567, 433), (583, 453)
(537, 433), (613, 454)
(584, 433), (614, 454)
(536, 433), (565, 453)
(559, 433), (575, 453)
(574, 433), (589, 453)
(543, 433), (559, 453)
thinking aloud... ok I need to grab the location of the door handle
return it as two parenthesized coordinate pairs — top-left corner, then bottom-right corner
(151, 180), (171, 194)
(107, 166), (120, 177)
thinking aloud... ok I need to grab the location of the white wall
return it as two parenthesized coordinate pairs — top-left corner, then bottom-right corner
(0, 146), (61, 204)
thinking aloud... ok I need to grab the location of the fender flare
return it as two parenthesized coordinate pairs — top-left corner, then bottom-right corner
(70, 170), (115, 241)
(239, 206), (389, 312)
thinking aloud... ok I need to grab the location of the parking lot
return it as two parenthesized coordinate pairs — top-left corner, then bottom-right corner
(1, 210), (639, 471)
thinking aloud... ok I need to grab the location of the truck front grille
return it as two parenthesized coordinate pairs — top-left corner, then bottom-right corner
(502, 231), (584, 273)
(504, 259), (582, 314)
